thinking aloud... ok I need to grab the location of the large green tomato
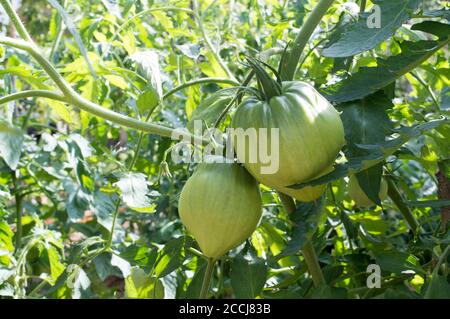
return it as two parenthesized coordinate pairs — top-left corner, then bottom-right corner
(231, 81), (345, 197)
(348, 175), (388, 207)
(178, 162), (262, 259)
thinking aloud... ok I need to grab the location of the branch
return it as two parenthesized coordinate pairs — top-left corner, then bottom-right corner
(387, 178), (420, 234)
(283, 0), (335, 81)
(0, 90), (66, 105)
(0, 36), (206, 144)
(0, 0), (34, 43)
(192, 0), (237, 82)
(277, 191), (326, 287)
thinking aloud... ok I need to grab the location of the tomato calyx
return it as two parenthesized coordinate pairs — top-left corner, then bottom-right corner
(245, 56), (282, 102)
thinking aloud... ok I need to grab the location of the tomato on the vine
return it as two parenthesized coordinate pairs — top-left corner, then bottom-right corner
(178, 162), (262, 258)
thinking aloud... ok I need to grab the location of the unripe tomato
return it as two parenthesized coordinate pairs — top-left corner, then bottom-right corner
(348, 175), (388, 207)
(178, 162), (262, 259)
(231, 81), (345, 193)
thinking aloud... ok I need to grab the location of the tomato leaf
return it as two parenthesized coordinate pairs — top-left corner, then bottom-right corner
(124, 267), (164, 299)
(187, 89), (234, 132)
(322, 0), (421, 58)
(289, 119), (448, 187)
(276, 197), (325, 259)
(323, 40), (449, 103)
(411, 21), (450, 39)
(230, 254), (267, 299)
(0, 120), (24, 170)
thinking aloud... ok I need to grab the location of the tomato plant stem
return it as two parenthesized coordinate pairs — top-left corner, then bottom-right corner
(0, 90), (65, 106)
(199, 258), (216, 299)
(277, 192), (325, 287)
(302, 241), (326, 287)
(0, 35), (207, 144)
(283, 0), (335, 80)
(12, 173), (23, 254)
(359, 0), (367, 12)
(0, 0), (34, 43)
(387, 178), (420, 234)
(192, 0), (237, 82)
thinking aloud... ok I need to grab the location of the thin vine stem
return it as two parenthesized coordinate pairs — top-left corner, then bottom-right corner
(387, 177), (420, 234)
(0, 36), (207, 144)
(163, 77), (239, 100)
(410, 71), (440, 111)
(106, 110), (154, 250)
(0, 90), (66, 106)
(12, 172), (23, 254)
(277, 192), (325, 287)
(192, 0), (236, 82)
(0, 0), (34, 43)
(283, 0), (335, 81)
(199, 257), (216, 299)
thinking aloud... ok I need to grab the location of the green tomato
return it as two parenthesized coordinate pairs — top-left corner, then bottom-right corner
(178, 162), (262, 259)
(231, 81), (345, 192)
(348, 175), (388, 207)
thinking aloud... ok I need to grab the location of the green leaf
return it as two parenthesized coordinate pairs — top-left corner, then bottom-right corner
(374, 251), (421, 275)
(340, 211), (359, 240)
(114, 173), (156, 213)
(322, 0), (421, 57)
(0, 120), (24, 170)
(184, 259), (207, 299)
(0, 222), (13, 252)
(62, 180), (91, 222)
(137, 88), (160, 114)
(153, 236), (192, 278)
(66, 264), (91, 299)
(199, 51), (228, 78)
(323, 40), (449, 103)
(289, 118), (448, 188)
(119, 245), (158, 270)
(130, 50), (163, 100)
(424, 274), (450, 299)
(230, 254), (267, 299)
(340, 91), (394, 157)
(124, 267), (164, 299)
(276, 197), (325, 258)
(355, 164), (384, 206)
(46, 246), (65, 284)
(91, 191), (115, 230)
(411, 21), (450, 40)
(187, 89), (234, 131)
(338, 92), (393, 204)
(185, 85), (201, 120)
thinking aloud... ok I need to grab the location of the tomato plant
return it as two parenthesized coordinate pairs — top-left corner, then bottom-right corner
(0, 0), (449, 300)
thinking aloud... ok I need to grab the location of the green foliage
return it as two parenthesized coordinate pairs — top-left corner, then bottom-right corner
(0, 0), (448, 300)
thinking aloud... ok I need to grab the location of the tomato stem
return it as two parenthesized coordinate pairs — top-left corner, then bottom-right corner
(302, 241), (326, 287)
(387, 178), (420, 234)
(199, 258), (216, 299)
(283, 0), (335, 81)
(277, 192), (326, 287)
